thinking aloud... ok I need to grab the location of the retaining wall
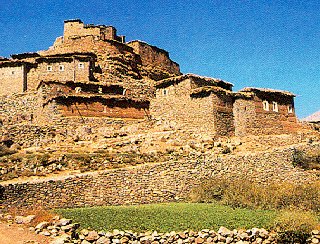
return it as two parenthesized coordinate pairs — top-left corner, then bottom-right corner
(1, 142), (319, 209)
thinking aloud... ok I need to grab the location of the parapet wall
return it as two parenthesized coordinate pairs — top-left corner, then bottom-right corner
(1, 142), (319, 209)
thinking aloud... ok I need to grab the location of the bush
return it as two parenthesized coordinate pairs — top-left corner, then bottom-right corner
(292, 148), (320, 170)
(189, 178), (320, 211)
(273, 210), (318, 243)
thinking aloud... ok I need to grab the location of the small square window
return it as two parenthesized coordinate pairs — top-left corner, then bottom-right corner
(78, 63), (84, 69)
(163, 89), (168, 96)
(272, 102), (278, 112)
(288, 105), (293, 113)
(47, 65), (53, 71)
(59, 65), (64, 71)
(262, 100), (269, 111)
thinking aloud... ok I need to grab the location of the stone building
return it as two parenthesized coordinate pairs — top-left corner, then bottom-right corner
(233, 88), (299, 136)
(0, 19), (302, 136)
(150, 76), (300, 137)
(150, 74), (235, 137)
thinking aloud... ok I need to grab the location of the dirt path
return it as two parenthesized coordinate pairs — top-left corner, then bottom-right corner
(0, 222), (52, 244)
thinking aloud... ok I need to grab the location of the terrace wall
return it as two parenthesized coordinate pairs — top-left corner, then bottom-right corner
(1, 142), (319, 209)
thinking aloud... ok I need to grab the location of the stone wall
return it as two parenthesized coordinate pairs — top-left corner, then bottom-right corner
(234, 95), (301, 136)
(127, 41), (181, 80)
(0, 65), (26, 96)
(151, 79), (216, 136)
(151, 79), (234, 137)
(1, 142), (319, 209)
(0, 92), (41, 126)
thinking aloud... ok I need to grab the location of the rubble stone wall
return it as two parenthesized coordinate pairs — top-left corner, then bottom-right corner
(1, 142), (319, 209)
(151, 79), (235, 137)
(0, 92), (41, 125)
(151, 79), (216, 136)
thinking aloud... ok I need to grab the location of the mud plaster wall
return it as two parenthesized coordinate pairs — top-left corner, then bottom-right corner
(54, 98), (150, 119)
(234, 95), (300, 136)
(1, 142), (319, 209)
(0, 66), (25, 96)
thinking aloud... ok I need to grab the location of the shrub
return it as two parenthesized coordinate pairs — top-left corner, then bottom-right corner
(273, 210), (318, 243)
(292, 148), (320, 170)
(189, 178), (320, 211)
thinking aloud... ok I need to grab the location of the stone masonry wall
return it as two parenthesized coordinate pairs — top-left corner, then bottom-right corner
(127, 41), (181, 79)
(0, 92), (41, 125)
(1, 142), (319, 209)
(150, 79), (216, 136)
(234, 96), (301, 136)
(27, 59), (91, 91)
(0, 65), (26, 96)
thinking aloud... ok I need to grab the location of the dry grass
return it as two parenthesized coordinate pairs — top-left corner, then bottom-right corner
(190, 178), (320, 211)
(5, 206), (55, 226)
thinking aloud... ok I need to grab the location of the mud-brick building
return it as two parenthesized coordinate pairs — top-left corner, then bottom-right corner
(233, 88), (299, 136)
(150, 74), (235, 137)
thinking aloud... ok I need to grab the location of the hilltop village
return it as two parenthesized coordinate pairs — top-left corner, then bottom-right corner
(0, 19), (319, 212)
(0, 19), (303, 138)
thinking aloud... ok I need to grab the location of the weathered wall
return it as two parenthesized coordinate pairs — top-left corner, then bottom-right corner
(151, 79), (216, 136)
(0, 92), (41, 125)
(54, 97), (150, 119)
(0, 65), (26, 96)
(234, 95), (301, 136)
(151, 79), (234, 137)
(63, 20), (122, 42)
(127, 41), (181, 80)
(211, 92), (234, 137)
(27, 59), (92, 91)
(1, 142), (319, 209)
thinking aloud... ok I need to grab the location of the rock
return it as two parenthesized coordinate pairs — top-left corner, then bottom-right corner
(35, 221), (50, 230)
(120, 236), (129, 243)
(50, 234), (70, 244)
(85, 230), (99, 242)
(81, 229), (90, 236)
(97, 236), (110, 244)
(81, 240), (92, 244)
(312, 238), (320, 244)
(56, 218), (72, 226)
(312, 230), (320, 235)
(194, 237), (204, 243)
(218, 226), (231, 237)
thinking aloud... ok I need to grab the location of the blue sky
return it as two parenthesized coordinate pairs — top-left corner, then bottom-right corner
(0, 0), (319, 118)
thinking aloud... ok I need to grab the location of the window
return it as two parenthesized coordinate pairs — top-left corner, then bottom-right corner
(59, 65), (64, 71)
(78, 63), (84, 69)
(288, 105), (293, 113)
(47, 65), (53, 72)
(163, 89), (168, 96)
(272, 102), (278, 112)
(262, 100), (269, 111)
(11, 71), (15, 75)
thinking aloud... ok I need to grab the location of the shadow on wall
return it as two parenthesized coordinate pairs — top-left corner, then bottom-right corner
(0, 185), (5, 201)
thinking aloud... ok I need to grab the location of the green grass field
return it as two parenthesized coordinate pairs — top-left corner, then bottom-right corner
(56, 203), (277, 232)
